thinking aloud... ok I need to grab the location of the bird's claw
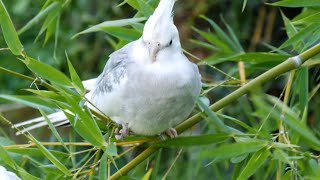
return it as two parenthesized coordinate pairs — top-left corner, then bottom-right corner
(115, 123), (129, 140)
(165, 128), (178, 138)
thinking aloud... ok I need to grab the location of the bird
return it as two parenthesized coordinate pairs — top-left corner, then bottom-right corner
(14, 0), (201, 139)
(0, 166), (21, 180)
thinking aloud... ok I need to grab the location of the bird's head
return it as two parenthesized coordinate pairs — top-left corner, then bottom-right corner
(142, 0), (181, 62)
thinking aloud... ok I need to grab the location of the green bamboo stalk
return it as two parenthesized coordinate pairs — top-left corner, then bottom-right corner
(0, 66), (57, 91)
(111, 146), (158, 179)
(110, 42), (320, 179)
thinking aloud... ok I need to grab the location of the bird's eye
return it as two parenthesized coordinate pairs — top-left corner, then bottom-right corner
(169, 40), (173, 45)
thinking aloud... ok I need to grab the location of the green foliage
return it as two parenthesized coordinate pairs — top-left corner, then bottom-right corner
(0, 0), (320, 179)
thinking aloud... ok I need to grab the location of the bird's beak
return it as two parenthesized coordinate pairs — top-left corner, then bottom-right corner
(149, 45), (160, 62)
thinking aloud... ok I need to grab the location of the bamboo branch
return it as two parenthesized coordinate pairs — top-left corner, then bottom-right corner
(110, 42), (320, 179)
(0, 66), (57, 91)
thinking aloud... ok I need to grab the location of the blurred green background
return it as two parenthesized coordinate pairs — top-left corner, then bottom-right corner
(1, 0), (320, 179)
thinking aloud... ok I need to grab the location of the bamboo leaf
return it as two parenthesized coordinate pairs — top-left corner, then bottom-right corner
(0, 95), (56, 111)
(229, 52), (290, 63)
(28, 134), (72, 176)
(136, 0), (154, 17)
(62, 97), (106, 147)
(18, 2), (60, 34)
(98, 152), (108, 180)
(106, 143), (118, 156)
(0, 145), (16, 169)
(237, 148), (270, 180)
(35, 2), (62, 43)
(102, 26), (141, 41)
(73, 17), (146, 38)
(24, 89), (64, 102)
(197, 98), (231, 133)
(192, 27), (231, 53)
(265, 96), (320, 149)
(271, 0), (320, 7)
(39, 109), (69, 152)
(242, 0), (248, 12)
(280, 23), (319, 49)
(0, 0), (23, 55)
(190, 39), (219, 51)
(155, 134), (230, 147)
(201, 139), (268, 163)
(6, 148), (69, 161)
(273, 149), (293, 166)
(66, 53), (85, 95)
(24, 56), (72, 87)
(201, 15), (239, 52)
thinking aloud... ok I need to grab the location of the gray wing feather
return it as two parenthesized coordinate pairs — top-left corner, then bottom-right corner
(94, 42), (134, 95)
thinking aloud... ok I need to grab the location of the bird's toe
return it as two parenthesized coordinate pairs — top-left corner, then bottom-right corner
(165, 128), (178, 138)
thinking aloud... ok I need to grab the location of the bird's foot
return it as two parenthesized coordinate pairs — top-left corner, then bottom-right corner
(165, 128), (178, 138)
(115, 123), (129, 140)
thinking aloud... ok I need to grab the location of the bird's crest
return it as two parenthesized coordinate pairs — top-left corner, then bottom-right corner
(143, 0), (177, 42)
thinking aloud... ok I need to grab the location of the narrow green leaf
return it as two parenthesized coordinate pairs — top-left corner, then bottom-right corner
(1, 144), (40, 179)
(273, 149), (293, 166)
(280, 10), (298, 51)
(155, 134), (230, 147)
(66, 53), (85, 95)
(24, 56), (72, 87)
(62, 97), (106, 147)
(24, 89), (64, 102)
(295, 67), (309, 118)
(18, 2), (60, 34)
(44, 15), (57, 45)
(6, 148), (69, 161)
(201, 139), (268, 163)
(35, 2), (62, 42)
(39, 165), (64, 175)
(106, 143), (118, 156)
(270, 0), (320, 7)
(123, 0), (140, 11)
(192, 27), (231, 53)
(0, 137), (14, 146)
(39, 109), (69, 152)
(0, 0), (23, 55)
(229, 52), (290, 63)
(293, 12), (320, 25)
(221, 16), (244, 52)
(17, 168), (41, 180)
(201, 15), (238, 52)
(190, 39), (219, 51)
(28, 134), (72, 176)
(0, 145), (16, 169)
(73, 17), (146, 38)
(0, 95), (56, 111)
(237, 148), (270, 180)
(102, 26), (141, 41)
(267, 96), (320, 149)
(197, 98), (231, 133)
(98, 152), (108, 180)
(136, 0), (154, 17)
(242, 0), (247, 12)
(280, 23), (319, 49)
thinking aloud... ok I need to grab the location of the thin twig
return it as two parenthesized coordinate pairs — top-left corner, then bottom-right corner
(161, 149), (183, 180)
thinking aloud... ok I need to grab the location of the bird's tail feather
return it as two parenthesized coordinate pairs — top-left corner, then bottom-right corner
(13, 110), (70, 135)
(13, 78), (97, 135)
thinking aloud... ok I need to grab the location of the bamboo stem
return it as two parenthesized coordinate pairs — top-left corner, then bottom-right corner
(110, 42), (320, 179)
(111, 146), (159, 179)
(0, 66), (57, 91)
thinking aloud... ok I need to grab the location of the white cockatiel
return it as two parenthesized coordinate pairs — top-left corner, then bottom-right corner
(14, 0), (201, 138)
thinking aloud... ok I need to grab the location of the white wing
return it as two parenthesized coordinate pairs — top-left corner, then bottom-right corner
(13, 42), (136, 135)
